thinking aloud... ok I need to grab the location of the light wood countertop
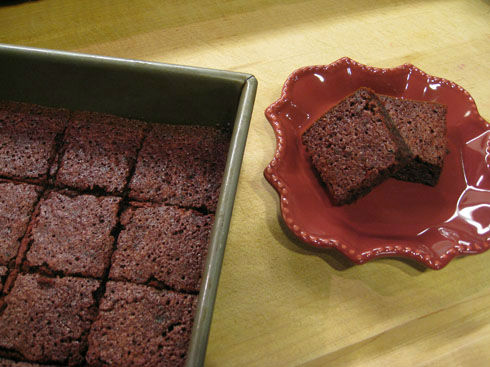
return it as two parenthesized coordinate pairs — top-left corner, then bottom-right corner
(1, 1), (489, 366)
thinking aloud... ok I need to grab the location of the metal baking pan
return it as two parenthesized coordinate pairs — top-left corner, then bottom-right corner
(0, 43), (257, 367)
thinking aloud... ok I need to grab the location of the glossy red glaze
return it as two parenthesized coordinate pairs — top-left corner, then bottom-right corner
(265, 57), (490, 270)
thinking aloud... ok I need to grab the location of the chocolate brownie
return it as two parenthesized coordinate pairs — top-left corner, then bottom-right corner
(110, 203), (213, 292)
(86, 281), (196, 367)
(54, 111), (146, 194)
(0, 101), (69, 120)
(0, 274), (99, 366)
(0, 102), (68, 182)
(129, 124), (229, 212)
(378, 95), (448, 186)
(0, 180), (42, 266)
(0, 358), (56, 367)
(0, 266), (6, 292)
(24, 191), (121, 278)
(302, 88), (409, 205)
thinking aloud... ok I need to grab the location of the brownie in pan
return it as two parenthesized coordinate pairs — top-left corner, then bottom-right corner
(0, 180), (42, 267)
(54, 111), (146, 194)
(0, 101), (68, 183)
(0, 101), (227, 366)
(129, 124), (229, 212)
(86, 281), (196, 367)
(0, 273), (100, 366)
(22, 190), (121, 278)
(110, 202), (214, 293)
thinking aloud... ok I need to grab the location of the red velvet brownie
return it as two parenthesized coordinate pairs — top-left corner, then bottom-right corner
(24, 191), (121, 278)
(0, 358), (56, 367)
(378, 95), (448, 186)
(129, 124), (229, 212)
(86, 281), (196, 367)
(0, 102), (68, 182)
(0, 274), (99, 366)
(54, 111), (146, 194)
(302, 88), (409, 205)
(110, 203), (213, 292)
(0, 180), (42, 267)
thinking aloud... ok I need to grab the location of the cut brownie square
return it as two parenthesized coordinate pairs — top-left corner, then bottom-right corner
(0, 274), (99, 366)
(86, 281), (196, 367)
(129, 124), (229, 212)
(54, 111), (146, 194)
(24, 191), (121, 278)
(301, 88), (409, 205)
(0, 180), (42, 266)
(110, 203), (213, 292)
(0, 358), (56, 367)
(0, 101), (68, 182)
(378, 95), (448, 186)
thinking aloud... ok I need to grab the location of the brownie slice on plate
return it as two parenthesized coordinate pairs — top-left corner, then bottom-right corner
(0, 180), (42, 267)
(302, 88), (409, 205)
(110, 202), (213, 292)
(129, 124), (229, 212)
(0, 102), (68, 183)
(0, 274), (100, 366)
(86, 281), (196, 367)
(54, 111), (145, 194)
(24, 190), (121, 278)
(378, 95), (448, 186)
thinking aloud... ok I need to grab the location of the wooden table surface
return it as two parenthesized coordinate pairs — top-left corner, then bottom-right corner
(1, 1), (489, 366)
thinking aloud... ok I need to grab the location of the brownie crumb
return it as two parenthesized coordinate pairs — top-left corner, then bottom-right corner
(24, 191), (121, 278)
(86, 281), (196, 367)
(129, 124), (229, 212)
(0, 274), (100, 366)
(55, 111), (146, 194)
(110, 203), (213, 292)
(0, 180), (42, 267)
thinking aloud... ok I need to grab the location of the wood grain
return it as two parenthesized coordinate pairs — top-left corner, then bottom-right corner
(1, 1), (489, 366)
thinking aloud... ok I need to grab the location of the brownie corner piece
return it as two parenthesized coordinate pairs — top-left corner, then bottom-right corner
(128, 124), (229, 212)
(301, 88), (409, 205)
(378, 94), (448, 186)
(0, 273), (100, 366)
(24, 190), (121, 278)
(109, 203), (213, 292)
(87, 281), (196, 367)
(0, 180), (42, 267)
(0, 102), (68, 182)
(55, 111), (146, 194)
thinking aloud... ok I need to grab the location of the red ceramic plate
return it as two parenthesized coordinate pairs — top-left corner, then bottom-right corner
(265, 57), (490, 270)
